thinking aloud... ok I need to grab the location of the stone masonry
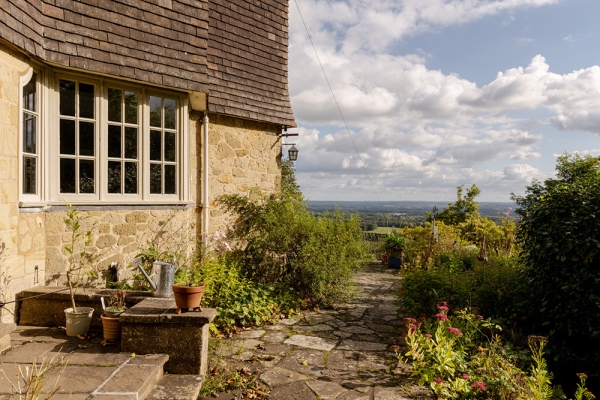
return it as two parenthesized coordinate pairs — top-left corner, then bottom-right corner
(0, 42), (43, 323)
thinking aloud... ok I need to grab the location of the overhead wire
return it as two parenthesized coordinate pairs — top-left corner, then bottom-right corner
(291, 0), (384, 208)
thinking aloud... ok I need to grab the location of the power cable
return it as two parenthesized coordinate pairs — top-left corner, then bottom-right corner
(291, 0), (383, 206)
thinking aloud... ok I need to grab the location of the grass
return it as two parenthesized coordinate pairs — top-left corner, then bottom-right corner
(366, 227), (395, 234)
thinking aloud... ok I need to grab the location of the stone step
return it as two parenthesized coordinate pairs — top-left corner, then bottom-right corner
(90, 354), (169, 400)
(147, 374), (204, 400)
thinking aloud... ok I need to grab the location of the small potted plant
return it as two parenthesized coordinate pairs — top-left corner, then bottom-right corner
(101, 290), (126, 340)
(63, 204), (98, 337)
(384, 233), (408, 269)
(172, 261), (205, 314)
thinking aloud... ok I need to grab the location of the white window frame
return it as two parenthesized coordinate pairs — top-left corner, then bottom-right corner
(19, 67), (190, 206)
(19, 67), (43, 204)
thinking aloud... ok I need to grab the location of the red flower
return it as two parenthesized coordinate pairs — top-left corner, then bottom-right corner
(404, 318), (417, 323)
(446, 327), (463, 336)
(434, 313), (448, 321)
(401, 333), (408, 338)
(471, 381), (487, 392)
(418, 313), (427, 319)
(391, 345), (400, 351)
(434, 378), (442, 384)
(462, 374), (470, 380)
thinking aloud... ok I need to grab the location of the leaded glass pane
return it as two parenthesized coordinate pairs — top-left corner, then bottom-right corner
(150, 130), (161, 161)
(60, 119), (76, 155)
(108, 161), (121, 194)
(164, 98), (176, 129)
(125, 91), (138, 124)
(108, 88), (122, 122)
(23, 73), (36, 112)
(79, 160), (95, 193)
(150, 164), (161, 194)
(79, 122), (95, 156)
(164, 131), (176, 162)
(108, 125), (122, 158)
(124, 162), (137, 194)
(60, 80), (76, 116)
(79, 83), (94, 119)
(23, 157), (36, 195)
(60, 158), (76, 193)
(23, 113), (36, 154)
(150, 96), (162, 127)
(124, 127), (137, 159)
(164, 165), (176, 195)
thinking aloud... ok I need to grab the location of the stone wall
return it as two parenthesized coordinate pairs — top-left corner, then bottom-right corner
(203, 113), (282, 233)
(43, 207), (198, 288)
(0, 42), (44, 323)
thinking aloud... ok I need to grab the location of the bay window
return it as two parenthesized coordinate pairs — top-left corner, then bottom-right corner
(19, 68), (189, 205)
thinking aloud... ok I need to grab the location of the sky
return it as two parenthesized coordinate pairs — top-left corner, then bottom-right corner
(286, 0), (600, 202)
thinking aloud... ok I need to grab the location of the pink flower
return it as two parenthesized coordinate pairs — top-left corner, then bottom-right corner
(401, 333), (408, 338)
(434, 313), (448, 321)
(390, 345), (400, 351)
(424, 334), (432, 338)
(436, 301), (448, 307)
(471, 381), (487, 392)
(446, 327), (463, 336)
(436, 305), (449, 312)
(477, 315), (484, 320)
(404, 318), (417, 323)
(462, 374), (470, 380)
(418, 313), (427, 319)
(434, 378), (442, 384)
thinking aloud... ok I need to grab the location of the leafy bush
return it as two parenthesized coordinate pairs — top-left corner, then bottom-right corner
(399, 253), (531, 328)
(217, 162), (366, 307)
(398, 304), (594, 399)
(512, 153), (600, 387)
(192, 254), (299, 331)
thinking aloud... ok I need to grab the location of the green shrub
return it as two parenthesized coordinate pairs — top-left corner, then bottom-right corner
(193, 254), (299, 331)
(512, 153), (600, 387)
(217, 162), (366, 307)
(399, 253), (531, 327)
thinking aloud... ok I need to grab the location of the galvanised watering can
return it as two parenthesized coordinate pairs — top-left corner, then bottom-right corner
(134, 252), (179, 297)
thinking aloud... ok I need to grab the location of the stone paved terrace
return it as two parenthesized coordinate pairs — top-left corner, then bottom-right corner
(202, 263), (435, 400)
(0, 326), (202, 399)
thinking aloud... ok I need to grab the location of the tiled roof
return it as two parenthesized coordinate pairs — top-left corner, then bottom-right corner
(0, 0), (295, 126)
(0, 0), (209, 93)
(207, 0), (295, 127)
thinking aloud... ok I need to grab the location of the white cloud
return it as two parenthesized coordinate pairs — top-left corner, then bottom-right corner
(503, 164), (541, 181)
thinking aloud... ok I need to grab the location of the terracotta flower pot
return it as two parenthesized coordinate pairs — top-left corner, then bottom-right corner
(101, 315), (122, 340)
(381, 254), (389, 264)
(172, 284), (205, 314)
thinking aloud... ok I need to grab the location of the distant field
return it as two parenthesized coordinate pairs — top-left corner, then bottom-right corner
(365, 227), (395, 234)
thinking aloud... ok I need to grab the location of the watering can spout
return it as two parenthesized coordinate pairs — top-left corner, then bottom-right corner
(133, 257), (157, 291)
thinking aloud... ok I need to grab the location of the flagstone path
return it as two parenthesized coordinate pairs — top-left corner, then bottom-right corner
(201, 263), (434, 400)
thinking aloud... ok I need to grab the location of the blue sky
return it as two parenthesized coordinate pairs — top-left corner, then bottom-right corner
(287, 0), (600, 201)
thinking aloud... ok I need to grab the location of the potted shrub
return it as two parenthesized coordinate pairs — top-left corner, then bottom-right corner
(101, 291), (126, 340)
(384, 234), (408, 269)
(63, 205), (98, 337)
(173, 262), (205, 314)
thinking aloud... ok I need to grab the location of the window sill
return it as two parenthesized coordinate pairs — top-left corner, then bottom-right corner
(18, 202), (195, 213)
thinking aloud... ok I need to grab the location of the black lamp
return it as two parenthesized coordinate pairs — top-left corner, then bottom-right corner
(288, 145), (298, 161)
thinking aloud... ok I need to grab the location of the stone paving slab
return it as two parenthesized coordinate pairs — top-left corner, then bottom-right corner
(284, 335), (338, 351)
(202, 263), (435, 400)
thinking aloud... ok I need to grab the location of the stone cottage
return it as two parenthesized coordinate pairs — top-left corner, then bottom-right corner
(0, 0), (296, 322)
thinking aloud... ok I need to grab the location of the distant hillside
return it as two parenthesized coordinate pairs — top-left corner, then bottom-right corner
(307, 200), (516, 230)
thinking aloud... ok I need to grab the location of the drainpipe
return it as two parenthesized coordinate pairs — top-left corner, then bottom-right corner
(203, 113), (210, 240)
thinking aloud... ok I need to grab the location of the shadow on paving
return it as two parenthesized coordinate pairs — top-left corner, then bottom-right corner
(201, 262), (435, 400)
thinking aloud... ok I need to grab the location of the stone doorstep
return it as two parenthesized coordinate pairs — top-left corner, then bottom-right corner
(0, 323), (16, 353)
(147, 374), (204, 400)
